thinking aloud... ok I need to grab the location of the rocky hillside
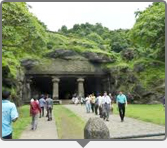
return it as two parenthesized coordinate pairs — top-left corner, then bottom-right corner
(2, 2), (165, 104)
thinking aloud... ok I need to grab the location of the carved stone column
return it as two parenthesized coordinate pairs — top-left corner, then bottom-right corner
(17, 80), (23, 106)
(77, 78), (85, 97)
(26, 77), (32, 101)
(52, 77), (60, 100)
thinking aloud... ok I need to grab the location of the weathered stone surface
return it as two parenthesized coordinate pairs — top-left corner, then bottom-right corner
(82, 51), (115, 63)
(84, 117), (110, 139)
(21, 59), (39, 70)
(46, 49), (77, 58)
(25, 58), (104, 75)
(46, 49), (89, 60)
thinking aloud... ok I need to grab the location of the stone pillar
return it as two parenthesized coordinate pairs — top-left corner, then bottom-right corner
(26, 78), (32, 101)
(52, 77), (60, 100)
(17, 80), (23, 106)
(77, 78), (84, 97)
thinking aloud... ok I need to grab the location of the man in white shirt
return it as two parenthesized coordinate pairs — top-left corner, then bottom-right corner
(85, 95), (91, 113)
(102, 92), (111, 121)
(97, 93), (103, 118)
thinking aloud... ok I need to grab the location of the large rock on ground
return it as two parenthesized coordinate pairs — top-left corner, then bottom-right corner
(84, 117), (110, 139)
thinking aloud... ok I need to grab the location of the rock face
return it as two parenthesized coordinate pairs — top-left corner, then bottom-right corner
(20, 59), (39, 70)
(82, 51), (115, 63)
(84, 117), (110, 139)
(108, 65), (164, 104)
(46, 49), (79, 59)
(46, 49), (115, 63)
(24, 58), (103, 74)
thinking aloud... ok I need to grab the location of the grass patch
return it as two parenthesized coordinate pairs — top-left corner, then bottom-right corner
(113, 104), (165, 125)
(12, 105), (31, 139)
(53, 105), (86, 139)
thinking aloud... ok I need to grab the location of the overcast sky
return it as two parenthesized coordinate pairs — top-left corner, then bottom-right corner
(27, 2), (152, 31)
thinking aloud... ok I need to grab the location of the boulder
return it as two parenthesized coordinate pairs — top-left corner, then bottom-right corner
(21, 59), (39, 70)
(82, 51), (115, 63)
(84, 117), (110, 139)
(46, 49), (77, 58)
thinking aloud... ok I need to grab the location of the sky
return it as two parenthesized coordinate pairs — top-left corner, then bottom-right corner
(27, 2), (153, 32)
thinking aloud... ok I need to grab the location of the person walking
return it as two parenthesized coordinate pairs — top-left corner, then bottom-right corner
(90, 93), (95, 113)
(85, 94), (91, 113)
(46, 95), (53, 121)
(39, 95), (46, 118)
(30, 96), (41, 130)
(116, 91), (128, 122)
(98, 93), (103, 118)
(80, 95), (85, 105)
(109, 93), (114, 114)
(2, 90), (19, 139)
(94, 94), (99, 115)
(127, 92), (134, 104)
(102, 92), (111, 121)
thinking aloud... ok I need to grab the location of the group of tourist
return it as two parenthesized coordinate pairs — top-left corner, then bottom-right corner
(72, 91), (128, 122)
(2, 89), (165, 139)
(30, 94), (54, 130)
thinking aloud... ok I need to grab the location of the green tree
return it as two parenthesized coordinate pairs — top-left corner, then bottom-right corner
(2, 2), (47, 80)
(129, 2), (165, 60)
(60, 25), (68, 34)
(2, 2), (46, 53)
(110, 29), (130, 53)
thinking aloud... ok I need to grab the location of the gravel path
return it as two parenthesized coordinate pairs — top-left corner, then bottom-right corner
(64, 105), (165, 139)
(19, 114), (58, 139)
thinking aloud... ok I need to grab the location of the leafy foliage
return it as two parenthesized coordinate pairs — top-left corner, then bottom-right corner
(129, 2), (165, 61)
(110, 29), (131, 53)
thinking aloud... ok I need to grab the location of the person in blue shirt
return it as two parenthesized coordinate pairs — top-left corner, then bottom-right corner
(116, 91), (127, 122)
(2, 90), (19, 139)
(39, 94), (46, 118)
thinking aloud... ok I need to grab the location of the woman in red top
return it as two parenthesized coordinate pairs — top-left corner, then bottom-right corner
(30, 97), (41, 130)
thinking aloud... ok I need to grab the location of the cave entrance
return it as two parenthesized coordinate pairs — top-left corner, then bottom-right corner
(29, 74), (106, 100)
(84, 76), (104, 96)
(59, 77), (77, 99)
(31, 76), (53, 98)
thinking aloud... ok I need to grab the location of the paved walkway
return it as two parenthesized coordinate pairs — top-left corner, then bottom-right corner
(64, 105), (165, 139)
(19, 114), (58, 139)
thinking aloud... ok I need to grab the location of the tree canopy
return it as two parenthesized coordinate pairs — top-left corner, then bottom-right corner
(129, 2), (165, 60)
